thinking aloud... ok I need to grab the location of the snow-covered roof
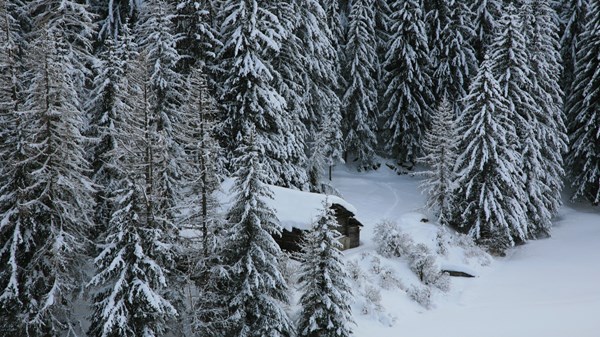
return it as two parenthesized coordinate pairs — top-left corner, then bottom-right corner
(220, 178), (358, 232)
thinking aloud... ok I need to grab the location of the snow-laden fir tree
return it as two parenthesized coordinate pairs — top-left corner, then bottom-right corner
(87, 31), (135, 234)
(215, 0), (307, 188)
(87, 42), (182, 337)
(136, 0), (189, 226)
(470, 0), (502, 63)
(269, 0), (310, 189)
(521, 0), (567, 237)
(453, 55), (528, 254)
(180, 66), (223, 248)
(342, 0), (379, 170)
(418, 96), (458, 226)
(559, 0), (589, 98)
(28, 0), (95, 95)
(199, 131), (294, 337)
(90, 0), (140, 41)
(427, 0), (477, 107)
(307, 108), (345, 191)
(300, 0), (344, 169)
(566, 0), (600, 205)
(382, 0), (433, 165)
(6, 26), (95, 335)
(174, 0), (220, 70)
(296, 202), (354, 337)
(0, 1), (29, 333)
(424, 0), (451, 99)
(322, 0), (346, 78)
(491, 4), (544, 234)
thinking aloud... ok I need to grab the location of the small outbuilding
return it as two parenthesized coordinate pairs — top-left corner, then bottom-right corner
(220, 179), (363, 252)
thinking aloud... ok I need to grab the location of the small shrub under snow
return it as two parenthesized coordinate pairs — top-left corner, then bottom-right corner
(408, 285), (432, 309)
(373, 220), (415, 258)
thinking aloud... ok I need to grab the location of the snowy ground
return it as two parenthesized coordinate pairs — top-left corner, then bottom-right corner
(330, 164), (600, 337)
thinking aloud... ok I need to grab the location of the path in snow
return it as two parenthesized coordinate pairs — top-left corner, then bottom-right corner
(332, 165), (600, 337)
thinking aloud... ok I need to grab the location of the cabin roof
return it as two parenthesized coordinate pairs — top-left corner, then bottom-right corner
(219, 178), (359, 231)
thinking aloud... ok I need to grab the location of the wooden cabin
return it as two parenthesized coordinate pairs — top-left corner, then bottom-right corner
(276, 203), (363, 252)
(219, 179), (363, 252)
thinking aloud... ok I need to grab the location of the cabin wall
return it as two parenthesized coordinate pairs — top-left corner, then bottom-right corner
(275, 204), (362, 252)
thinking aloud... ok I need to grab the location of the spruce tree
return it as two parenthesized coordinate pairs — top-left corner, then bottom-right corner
(10, 26), (95, 335)
(181, 66), (223, 247)
(566, 0), (600, 204)
(205, 133), (294, 337)
(453, 55), (528, 254)
(427, 0), (477, 106)
(470, 0), (502, 63)
(174, 0), (220, 70)
(92, 0), (140, 41)
(382, 0), (433, 165)
(136, 0), (188, 225)
(216, 0), (307, 188)
(492, 5), (547, 237)
(307, 108), (345, 191)
(87, 32), (133, 234)
(88, 38), (182, 336)
(301, 0), (344, 169)
(419, 97), (458, 226)
(297, 203), (354, 337)
(0, 1), (29, 334)
(559, 0), (589, 98)
(342, 0), (379, 170)
(521, 0), (567, 236)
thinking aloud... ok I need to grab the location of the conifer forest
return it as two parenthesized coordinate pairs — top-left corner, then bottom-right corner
(0, 0), (599, 336)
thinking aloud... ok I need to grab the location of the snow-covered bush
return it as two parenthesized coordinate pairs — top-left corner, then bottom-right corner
(378, 268), (405, 291)
(408, 244), (450, 292)
(361, 285), (384, 315)
(436, 229), (450, 256)
(408, 285), (432, 309)
(369, 255), (404, 290)
(347, 259), (367, 284)
(373, 220), (414, 258)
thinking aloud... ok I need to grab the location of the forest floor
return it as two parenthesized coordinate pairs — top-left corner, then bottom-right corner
(330, 164), (600, 337)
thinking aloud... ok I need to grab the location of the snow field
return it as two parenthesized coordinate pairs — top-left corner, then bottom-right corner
(330, 165), (600, 337)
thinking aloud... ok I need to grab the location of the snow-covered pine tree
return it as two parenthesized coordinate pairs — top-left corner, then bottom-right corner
(322, 0), (346, 77)
(492, 4), (552, 237)
(180, 66), (223, 248)
(136, 0), (189, 227)
(269, 0), (310, 190)
(297, 0), (343, 165)
(521, 0), (567, 236)
(87, 30), (135, 234)
(88, 40), (182, 337)
(559, 0), (589, 99)
(215, 0), (307, 188)
(566, 0), (600, 205)
(0, 1), (29, 334)
(91, 0), (140, 41)
(424, 0), (451, 99)
(297, 202), (354, 337)
(28, 0), (95, 96)
(204, 131), (294, 337)
(9, 25), (95, 335)
(419, 96), (458, 226)
(342, 0), (379, 170)
(307, 108), (345, 191)
(427, 0), (477, 107)
(453, 55), (528, 254)
(382, 0), (433, 166)
(470, 0), (502, 63)
(174, 0), (220, 71)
